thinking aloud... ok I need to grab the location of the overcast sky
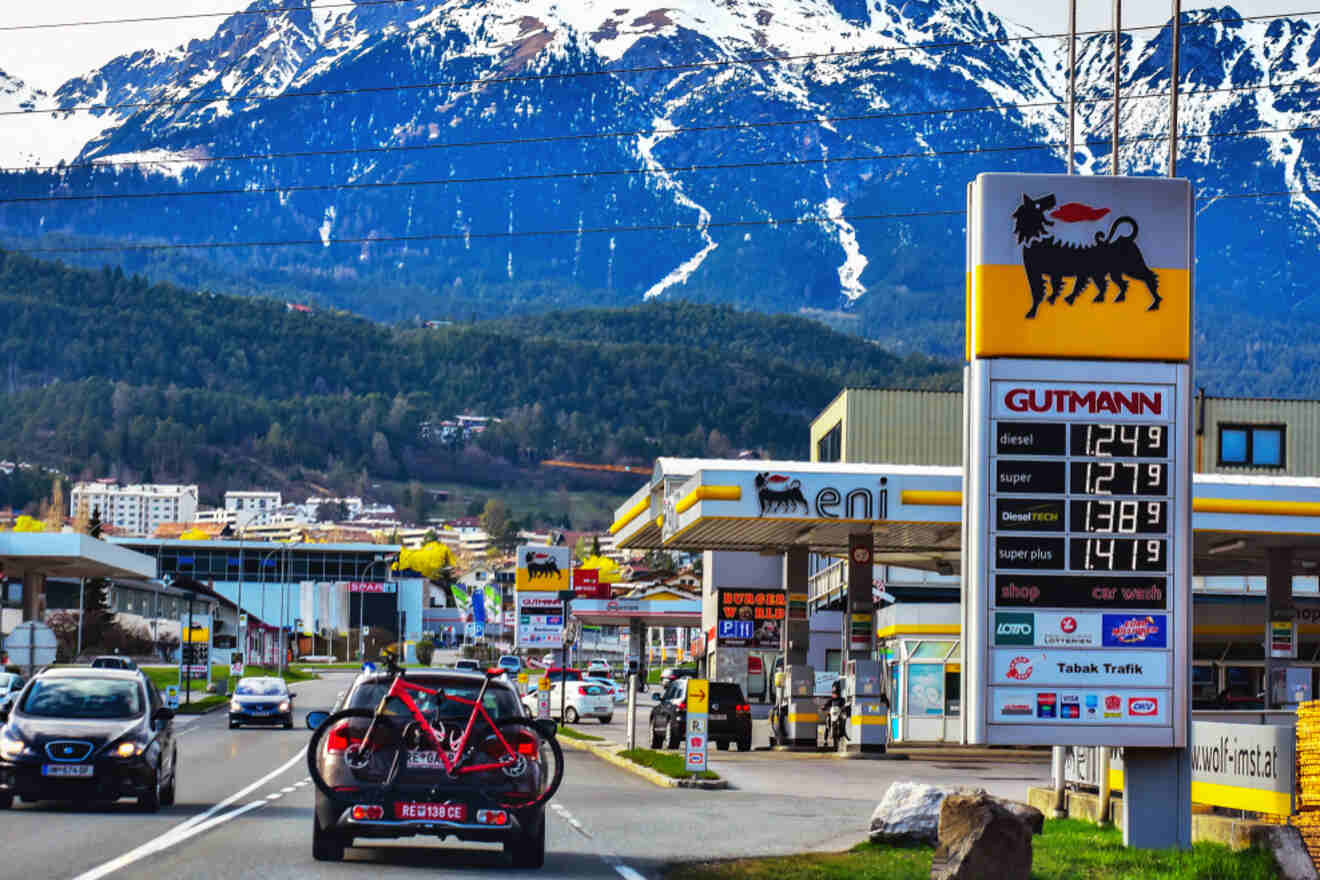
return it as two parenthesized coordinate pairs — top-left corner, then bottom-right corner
(0, 0), (1312, 92)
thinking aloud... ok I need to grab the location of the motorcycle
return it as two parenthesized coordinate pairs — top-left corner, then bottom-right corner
(825, 701), (848, 750)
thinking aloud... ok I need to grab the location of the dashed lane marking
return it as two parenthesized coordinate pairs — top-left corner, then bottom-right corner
(550, 803), (647, 879)
(551, 803), (590, 838)
(266, 793), (282, 800)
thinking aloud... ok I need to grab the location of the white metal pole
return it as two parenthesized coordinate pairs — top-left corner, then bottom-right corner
(1169, 0), (1181, 176)
(1112, 0), (1122, 175)
(1067, 0), (1077, 174)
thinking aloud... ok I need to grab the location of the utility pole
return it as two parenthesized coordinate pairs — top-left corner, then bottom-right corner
(1169, 0), (1182, 176)
(76, 578), (85, 659)
(1113, 0), (1122, 175)
(1067, 0), (1077, 174)
(236, 537), (244, 667)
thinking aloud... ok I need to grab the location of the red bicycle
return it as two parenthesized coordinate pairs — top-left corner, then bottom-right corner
(307, 661), (563, 810)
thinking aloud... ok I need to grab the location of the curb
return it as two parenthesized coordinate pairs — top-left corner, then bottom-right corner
(559, 736), (728, 790)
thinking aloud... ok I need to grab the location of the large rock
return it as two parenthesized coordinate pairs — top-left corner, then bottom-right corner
(1257, 825), (1320, 880)
(1000, 799), (1044, 835)
(869, 782), (949, 846)
(930, 792), (1033, 880)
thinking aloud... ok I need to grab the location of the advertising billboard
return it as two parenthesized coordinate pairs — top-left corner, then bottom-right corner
(716, 590), (785, 648)
(515, 545), (570, 593)
(516, 594), (563, 649)
(965, 174), (1191, 752)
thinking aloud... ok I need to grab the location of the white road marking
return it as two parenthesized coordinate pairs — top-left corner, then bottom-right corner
(266, 793), (282, 800)
(71, 800), (266, 880)
(551, 803), (590, 838)
(612, 866), (647, 880)
(281, 786), (296, 793)
(70, 749), (305, 880)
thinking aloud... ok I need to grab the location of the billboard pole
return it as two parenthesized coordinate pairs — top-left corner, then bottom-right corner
(1112, 0), (1122, 175)
(1066, 0), (1077, 174)
(1169, 0), (1182, 176)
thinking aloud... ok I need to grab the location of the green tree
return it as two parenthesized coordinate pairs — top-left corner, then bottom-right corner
(480, 498), (517, 552)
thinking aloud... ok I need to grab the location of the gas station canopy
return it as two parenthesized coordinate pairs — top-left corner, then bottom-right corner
(610, 459), (1320, 575)
(0, 532), (158, 580)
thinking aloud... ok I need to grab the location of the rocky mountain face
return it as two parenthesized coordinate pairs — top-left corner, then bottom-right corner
(0, 1), (1316, 331)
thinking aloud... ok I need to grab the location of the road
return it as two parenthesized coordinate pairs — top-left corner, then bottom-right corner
(1, 672), (1050, 879)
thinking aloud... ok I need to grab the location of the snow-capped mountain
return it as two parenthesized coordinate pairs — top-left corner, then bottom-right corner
(0, 1), (1315, 324)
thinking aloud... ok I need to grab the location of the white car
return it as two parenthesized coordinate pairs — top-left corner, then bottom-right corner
(586, 659), (612, 677)
(522, 679), (614, 724)
(586, 676), (627, 704)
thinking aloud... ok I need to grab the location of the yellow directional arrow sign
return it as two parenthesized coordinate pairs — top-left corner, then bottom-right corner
(688, 679), (709, 714)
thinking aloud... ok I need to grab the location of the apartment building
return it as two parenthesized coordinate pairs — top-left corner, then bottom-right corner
(71, 482), (199, 537)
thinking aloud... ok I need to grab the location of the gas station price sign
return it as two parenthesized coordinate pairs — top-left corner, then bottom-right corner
(967, 366), (1190, 748)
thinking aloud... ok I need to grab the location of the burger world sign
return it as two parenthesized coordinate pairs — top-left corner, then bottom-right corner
(964, 173), (1192, 751)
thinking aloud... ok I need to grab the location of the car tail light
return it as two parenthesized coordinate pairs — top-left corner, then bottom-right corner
(677, 701), (686, 711)
(487, 667), (504, 677)
(325, 721), (359, 754)
(737, 704), (750, 713)
(351, 804), (384, 821)
(577, 686), (588, 696)
(476, 809), (508, 826)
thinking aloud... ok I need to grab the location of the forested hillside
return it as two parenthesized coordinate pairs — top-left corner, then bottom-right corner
(0, 251), (958, 496)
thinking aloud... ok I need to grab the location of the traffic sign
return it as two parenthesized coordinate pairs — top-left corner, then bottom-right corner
(685, 677), (710, 773)
(4, 622), (57, 673)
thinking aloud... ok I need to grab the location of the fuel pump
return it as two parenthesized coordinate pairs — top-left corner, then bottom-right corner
(844, 658), (889, 754)
(772, 664), (818, 748)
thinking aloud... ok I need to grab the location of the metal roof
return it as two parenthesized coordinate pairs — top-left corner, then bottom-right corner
(0, 533), (157, 580)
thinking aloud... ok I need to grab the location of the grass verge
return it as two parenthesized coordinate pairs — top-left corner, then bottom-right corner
(664, 818), (1281, 880)
(143, 664), (319, 693)
(559, 725), (606, 742)
(618, 748), (719, 781)
(176, 695), (228, 715)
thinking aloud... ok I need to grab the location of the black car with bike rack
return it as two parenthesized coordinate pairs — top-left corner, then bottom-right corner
(305, 661), (562, 869)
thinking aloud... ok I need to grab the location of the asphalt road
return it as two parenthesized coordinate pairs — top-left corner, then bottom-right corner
(1, 672), (898, 880)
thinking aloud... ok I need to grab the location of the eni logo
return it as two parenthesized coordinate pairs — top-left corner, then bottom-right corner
(1012, 193), (1161, 319)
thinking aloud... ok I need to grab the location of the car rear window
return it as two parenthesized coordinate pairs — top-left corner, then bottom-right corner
(348, 677), (521, 720)
(710, 683), (745, 704)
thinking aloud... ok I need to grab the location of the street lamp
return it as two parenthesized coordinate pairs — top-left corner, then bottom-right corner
(354, 554), (396, 662)
(258, 546), (282, 669)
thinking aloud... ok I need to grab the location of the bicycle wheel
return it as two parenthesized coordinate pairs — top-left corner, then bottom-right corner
(475, 718), (564, 810)
(307, 708), (405, 799)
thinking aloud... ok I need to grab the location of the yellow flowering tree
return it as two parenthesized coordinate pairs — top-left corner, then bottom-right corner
(577, 554), (621, 583)
(396, 542), (457, 583)
(13, 515), (47, 533)
(179, 527), (210, 540)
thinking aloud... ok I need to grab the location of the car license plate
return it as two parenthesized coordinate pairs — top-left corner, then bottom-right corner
(595, 705), (610, 714)
(709, 713), (727, 721)
(394, 801), (466, 821)
(406, 750), (446, 770)
(42, 764), (93, 778)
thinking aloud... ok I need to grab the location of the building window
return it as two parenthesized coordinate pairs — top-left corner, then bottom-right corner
(817, 421), (842, 463)
(1218, 423), (1285, 468)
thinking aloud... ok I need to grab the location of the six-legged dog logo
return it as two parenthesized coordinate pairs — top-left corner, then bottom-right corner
(1011, 193), (1162, 319)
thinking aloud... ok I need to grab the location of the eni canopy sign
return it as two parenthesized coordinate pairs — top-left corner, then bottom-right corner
(966, 173), (1192, 362)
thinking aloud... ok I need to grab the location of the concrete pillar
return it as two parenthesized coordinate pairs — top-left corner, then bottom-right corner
(845, 534), (875, 664)
(21, 571), (44, 622)
(1122, 746), (1192, 849)
(1265, 547), (1294, 709)
(630, 618), (646, 683)
(782, 549), (809, 666)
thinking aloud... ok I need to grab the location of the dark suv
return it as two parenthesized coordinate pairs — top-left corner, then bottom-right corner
(307, 669), (550, 868)
(650, 679), (752, 752)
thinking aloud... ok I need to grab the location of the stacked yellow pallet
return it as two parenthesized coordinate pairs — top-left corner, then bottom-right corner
(1292, 701), (1320, 863)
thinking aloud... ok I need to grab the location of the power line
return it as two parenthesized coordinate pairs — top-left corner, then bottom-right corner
(0, 0), (414, 32)
(6, 75), (1313, 181)
(4, 8), (1311, 120)
(1, 121), (1312, 208)
(8, 186), (1313, 257)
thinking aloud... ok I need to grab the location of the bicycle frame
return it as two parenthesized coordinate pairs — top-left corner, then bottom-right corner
(356, 672), (524, 777)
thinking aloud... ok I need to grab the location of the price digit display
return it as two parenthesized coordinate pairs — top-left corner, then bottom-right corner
(1069, 538), (1167, 572)
(1069, 499), (1167, 534)
(1069, 461), (1167, 496)
(1070, 423), (1168, 458)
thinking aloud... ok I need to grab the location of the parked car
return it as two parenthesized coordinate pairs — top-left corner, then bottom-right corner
(658, 667), (695, 688)
(522, 674), (612, 724)
(89, 656), (138, 671)
(498, 655), (522, 676)
(0, 673), (25, 706)
(306, 668), (549, 867)
(584, 677), (626, 705)
(454, 658), (481, 671)
(0, 666), (177, 811)
(650, 679), (752, 752)
(585, 659), (612, 677)
(229, 676), (295, 729)
(746, 655), (766, 702)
